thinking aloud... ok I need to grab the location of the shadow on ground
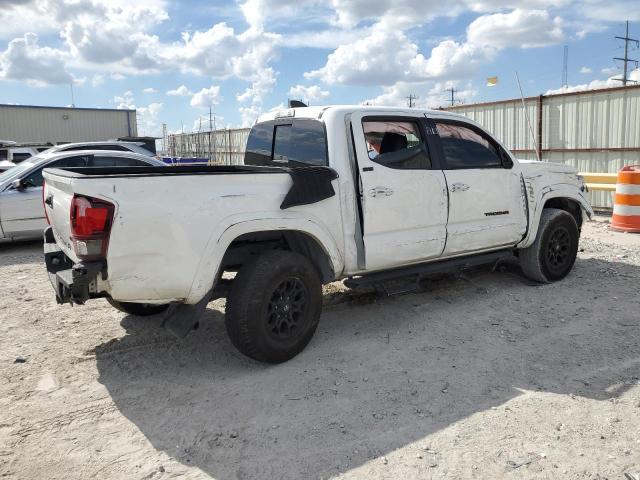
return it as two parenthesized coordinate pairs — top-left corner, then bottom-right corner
(95, 257), (640, 479)
(0, 240), (42, 267)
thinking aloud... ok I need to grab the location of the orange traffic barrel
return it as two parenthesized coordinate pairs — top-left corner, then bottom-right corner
(611, 165), (640, 233)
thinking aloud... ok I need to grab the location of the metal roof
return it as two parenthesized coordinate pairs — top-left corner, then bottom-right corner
(0, 104), (135, 113)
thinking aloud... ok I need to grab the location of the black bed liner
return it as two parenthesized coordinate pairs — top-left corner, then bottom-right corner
(44, 164), (339, 210)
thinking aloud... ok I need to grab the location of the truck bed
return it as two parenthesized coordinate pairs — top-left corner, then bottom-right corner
(42, 164), (342, 304)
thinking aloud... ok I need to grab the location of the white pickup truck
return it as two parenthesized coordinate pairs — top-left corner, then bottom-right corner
(43, 105), (592, 363)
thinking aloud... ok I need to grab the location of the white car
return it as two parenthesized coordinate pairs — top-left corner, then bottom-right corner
(38, 141), (156, 158)
(0, 150), (166, 241)
(0, 160), (15, 173)
(43, 105), (592, 363)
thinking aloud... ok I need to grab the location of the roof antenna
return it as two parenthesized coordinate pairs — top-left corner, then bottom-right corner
(289, 100), (307, 108)
(69, 83), (75, 108)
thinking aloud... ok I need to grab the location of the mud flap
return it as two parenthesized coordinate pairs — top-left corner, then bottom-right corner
(161, 294), (210, 338)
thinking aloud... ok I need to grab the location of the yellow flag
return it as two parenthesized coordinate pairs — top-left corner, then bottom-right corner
(487, 76), (498, 87)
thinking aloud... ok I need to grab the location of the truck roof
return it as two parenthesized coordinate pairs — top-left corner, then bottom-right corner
(258, 105), (469, 124)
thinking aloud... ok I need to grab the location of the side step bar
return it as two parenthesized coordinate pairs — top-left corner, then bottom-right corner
(344, 250), (512, 294)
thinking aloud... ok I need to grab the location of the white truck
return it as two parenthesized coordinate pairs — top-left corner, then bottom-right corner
(42, 106), (592, 363)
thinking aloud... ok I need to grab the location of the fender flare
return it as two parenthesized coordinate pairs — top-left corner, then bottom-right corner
(518, 187), (593, 249)
(185, 217), (344, 304)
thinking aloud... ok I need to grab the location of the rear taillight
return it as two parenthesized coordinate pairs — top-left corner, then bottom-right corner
(70, 195), (115, 260)
(42, 180), (50, 225)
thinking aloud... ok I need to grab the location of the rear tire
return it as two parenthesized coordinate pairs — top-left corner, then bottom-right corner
(106, 298), (170, 316)
(225, 250), (323, 363)
(519, 208), (579, 283)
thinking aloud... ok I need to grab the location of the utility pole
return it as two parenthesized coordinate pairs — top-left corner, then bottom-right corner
(446, 87), (457, 107)
(209, 106), (213, 164)
(406, 94), (418, 108)
(562, 45), (568, 88)
(613, 20), (639, 86)
(161, 123), (167, 156)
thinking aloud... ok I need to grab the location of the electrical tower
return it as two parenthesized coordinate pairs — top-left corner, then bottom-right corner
(406, 94), (418, 108)
(613, 20), (639, 86)
(562, 45), (568, 88)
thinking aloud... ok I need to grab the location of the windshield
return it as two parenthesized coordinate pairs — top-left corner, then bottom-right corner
(0, 161), (35, 185)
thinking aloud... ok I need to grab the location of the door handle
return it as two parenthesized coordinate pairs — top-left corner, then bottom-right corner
(368, 186), (394, 198)
(449, 182), (470, 192)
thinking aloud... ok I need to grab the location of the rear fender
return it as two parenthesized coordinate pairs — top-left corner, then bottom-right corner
(185, 217), (343, 304)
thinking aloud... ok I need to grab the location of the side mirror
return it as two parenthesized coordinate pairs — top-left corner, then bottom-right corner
(11, 178), (26, 191)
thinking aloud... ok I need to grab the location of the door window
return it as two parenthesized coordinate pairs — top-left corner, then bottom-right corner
(362, 120), (430, 169)
(21, 155), (90, 188)
(435, 122), (503, 169)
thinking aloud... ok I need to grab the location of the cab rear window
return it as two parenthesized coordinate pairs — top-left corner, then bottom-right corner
(244, 119), (328, 167)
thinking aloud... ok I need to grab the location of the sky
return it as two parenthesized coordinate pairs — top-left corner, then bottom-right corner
(1, 0), (639, 137)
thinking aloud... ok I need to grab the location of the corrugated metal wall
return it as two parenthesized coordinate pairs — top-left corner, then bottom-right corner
(446, 85), (640, 208)
(167, 128), (250, 165)
(0, 105), (137, 144)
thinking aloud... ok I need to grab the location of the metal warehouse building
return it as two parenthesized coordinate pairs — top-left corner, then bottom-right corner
(446, 84), (640, 208)
(0, 104), (137, 145)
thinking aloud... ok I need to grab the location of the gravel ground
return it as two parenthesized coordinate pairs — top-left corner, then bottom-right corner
(1, 216), (639, 480)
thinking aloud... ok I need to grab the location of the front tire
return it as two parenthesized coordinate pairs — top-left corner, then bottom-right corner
(225, 250), (323, 363)
(106, 298), (170, 316)
(519, 208), (579, 283)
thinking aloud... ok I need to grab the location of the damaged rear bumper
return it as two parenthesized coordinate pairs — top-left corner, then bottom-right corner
(44, 226), (104, 305)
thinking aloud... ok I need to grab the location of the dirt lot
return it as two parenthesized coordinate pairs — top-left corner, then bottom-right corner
(1, 217), (639, 480)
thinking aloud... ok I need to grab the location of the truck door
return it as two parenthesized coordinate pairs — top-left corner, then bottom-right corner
(430, 118), (527, 255)
(351, 113), (448, 271)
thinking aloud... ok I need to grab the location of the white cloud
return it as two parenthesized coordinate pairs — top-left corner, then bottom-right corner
(306, 29), (495, 86)
(112, 89), (163, 135)
(467, 9), (563, 49)
(364, 80), (477, 109)
(137, 102), (164, 136)
(59, 1), (168, 73)
(167, 85), (193, 96)
(409, 40), (495, 79)
(288, 84), (329, 103)
(143, 87), (158, 94)
(305, 30), (422, 85)
(579, 66), (592, 74)
(0, 32), (74, 86)
(544, 68), (639, 94)
(190, 85), (222, 108)
(91, 74), (104, 87)
(0, 1), (60, 39)
(601, 66), (618, 75)
(113, 90), (135, 110)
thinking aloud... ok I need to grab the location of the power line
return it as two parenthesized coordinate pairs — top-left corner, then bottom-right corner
(406, 94), (418, 108)
(613, 20), (639, 86)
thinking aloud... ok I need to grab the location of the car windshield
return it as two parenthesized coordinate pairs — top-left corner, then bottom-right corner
(0, 161), (35, 184)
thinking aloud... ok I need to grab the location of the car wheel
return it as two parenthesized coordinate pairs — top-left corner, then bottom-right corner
(106, 298), (170, 316)
(225, 250), (323, 363)
(519, 208), (579, 283)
